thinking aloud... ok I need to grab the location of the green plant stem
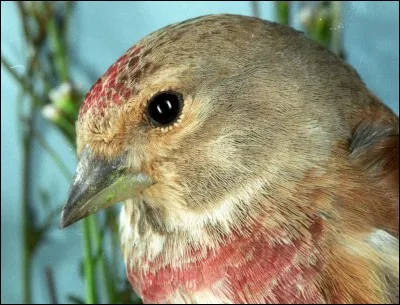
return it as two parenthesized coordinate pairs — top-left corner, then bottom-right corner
(45, 266), (58, 304)
(62, 2), (74, 65)
(18, 35), (41, 303)
(90, 216), (117, 303)
(14, 10), (44, 299)
(19, 94), (34, 304)
(22, 139), (32, 304)
(276, 1), (290, 25)
(47, 17), (69, 82)
(82, 217), (97, 304)
(331, 1), (343, 57)
(10, 3), (120, 304)
(47, 4), (100, 304)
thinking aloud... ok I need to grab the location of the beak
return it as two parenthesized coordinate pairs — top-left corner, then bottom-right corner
(60, 146), (153, 229)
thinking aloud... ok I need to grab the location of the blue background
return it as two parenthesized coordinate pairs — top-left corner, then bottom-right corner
(1, 1), (399, 303)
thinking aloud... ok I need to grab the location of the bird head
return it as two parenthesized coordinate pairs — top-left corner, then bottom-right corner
(60, 14), (377, 235)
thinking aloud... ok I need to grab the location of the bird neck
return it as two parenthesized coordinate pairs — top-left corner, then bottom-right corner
(126, 215), (325, 303)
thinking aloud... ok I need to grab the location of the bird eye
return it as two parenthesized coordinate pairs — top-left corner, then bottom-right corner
(147, 91), (183, 126)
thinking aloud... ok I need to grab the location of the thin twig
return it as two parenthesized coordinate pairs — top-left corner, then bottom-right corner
(251, 1), (261, 18)
(1, 55), (43, 106)
(13, 4), (54, 303)
(82, 217), (97, 304)
(90, 216), (118, 303)
(331, 1), (343, 57)
(31, 127), (73, 182)
(62, 2), (75, 67)
(45, 266), (58, 304)
(16, 2), (33, 44)
(18, 21), (43, 301)
(48, 17), (69, 82)
(19, 87), (34, 305)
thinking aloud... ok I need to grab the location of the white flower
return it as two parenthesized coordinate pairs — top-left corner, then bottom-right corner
(299, 6), (313, 26)
(48, 82), (72, 104)
(42, 104), (59, 121)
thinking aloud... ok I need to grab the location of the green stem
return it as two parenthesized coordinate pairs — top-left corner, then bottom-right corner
(14, 10), (43, 299)
(276, 1), (290, 25)
(331, 1), (343, 57)
(20, 96), (34, 304)
(62, 2), (74, 66)
(45, 266), (58, 304)
(47, 17), (69, 82)
(22, 245), (32, 304)
(22, 141), (32, 304)
(90, 216), (117, 303)
(82, 217), (97, 304)
(47, 4), (99, 304)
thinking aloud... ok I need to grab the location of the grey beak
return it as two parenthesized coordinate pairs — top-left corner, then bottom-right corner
(60, 146), (153, 229)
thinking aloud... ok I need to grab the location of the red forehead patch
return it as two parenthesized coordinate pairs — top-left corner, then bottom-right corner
(79, 45), (141, 117)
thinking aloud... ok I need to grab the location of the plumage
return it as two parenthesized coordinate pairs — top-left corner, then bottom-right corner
(61, 15), (399, 304)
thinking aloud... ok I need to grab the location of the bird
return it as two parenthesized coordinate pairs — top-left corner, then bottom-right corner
(60, 14), (399, 304)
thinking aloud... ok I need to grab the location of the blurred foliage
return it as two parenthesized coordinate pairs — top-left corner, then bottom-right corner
(2, 1), (140, 304)
(297, 1), (345, 58)
(2, 1), (343, 303)
(276, 1), (291, 25)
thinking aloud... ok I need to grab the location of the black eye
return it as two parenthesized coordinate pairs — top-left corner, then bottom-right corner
(147, 91), (183, 126)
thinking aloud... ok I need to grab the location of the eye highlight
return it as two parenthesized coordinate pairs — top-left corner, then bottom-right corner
(147, 91), (183, 126)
